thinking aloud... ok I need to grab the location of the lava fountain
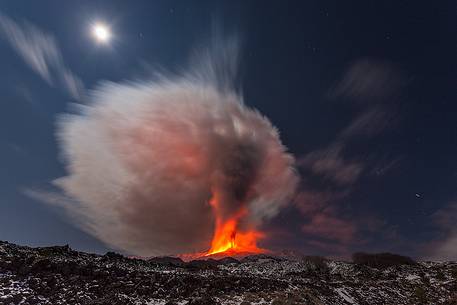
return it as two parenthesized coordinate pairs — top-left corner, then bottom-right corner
(205, 191), (265, 256)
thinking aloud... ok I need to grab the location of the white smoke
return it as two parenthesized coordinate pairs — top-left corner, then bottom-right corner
(52, 40), (298, 256)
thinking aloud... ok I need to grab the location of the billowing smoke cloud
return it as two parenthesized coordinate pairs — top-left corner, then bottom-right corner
(51, 40), (298, 256)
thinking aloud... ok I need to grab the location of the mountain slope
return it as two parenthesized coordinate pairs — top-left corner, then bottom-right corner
(0, 241), (456, 305)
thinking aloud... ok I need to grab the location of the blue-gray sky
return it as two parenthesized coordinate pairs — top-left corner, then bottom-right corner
(0, 0), (456, 259)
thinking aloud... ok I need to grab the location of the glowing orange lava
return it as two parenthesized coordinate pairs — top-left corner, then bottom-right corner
(205, 191), (265, 256)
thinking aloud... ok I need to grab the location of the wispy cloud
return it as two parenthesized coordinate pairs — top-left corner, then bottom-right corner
(299, 58), (404, 187)
(369, 156), (402, 177)
(329, 58), (408, 103)
(61, 69), (85, 100)
(293, 57), (409, 256)
(339, 107), (397, 139)
(294, 187), (403, 257)
(0, 13), (84, 100)
(299, 143), (363, 186)
(295, 190), (354, 242)
(295, 128), (398, 254)
(428, 202), (457, 260)
(301, 212), (356, 244)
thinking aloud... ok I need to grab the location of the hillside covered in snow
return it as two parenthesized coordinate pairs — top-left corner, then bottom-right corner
(0, 241), (456, 305)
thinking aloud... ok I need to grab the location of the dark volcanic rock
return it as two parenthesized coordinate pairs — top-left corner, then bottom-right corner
(186, 259), (219, 270)
(352, 252), (417, 269)
(0, 241), (457, 304)
(188, 296), (219, 305)
(217, 256), (239, 265)
(148, 256), (185, 266)
(240, 254), (284, 263)
(104, 251), (124, 259)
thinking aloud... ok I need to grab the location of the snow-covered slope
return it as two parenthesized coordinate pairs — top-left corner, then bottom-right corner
(0, 241), (456, 304)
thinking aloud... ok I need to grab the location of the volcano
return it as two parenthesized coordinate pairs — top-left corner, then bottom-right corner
(2, 240), (456, 305)
(202, 191), (266, 257)
(179, 204), (268, 261)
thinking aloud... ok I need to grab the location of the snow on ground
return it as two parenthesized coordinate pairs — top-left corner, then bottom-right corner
(335, 288), (357, 304)
(0, 241), (457, 304)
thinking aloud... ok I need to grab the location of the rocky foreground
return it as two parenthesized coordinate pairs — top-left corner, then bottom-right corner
(0, 241), (457, 305)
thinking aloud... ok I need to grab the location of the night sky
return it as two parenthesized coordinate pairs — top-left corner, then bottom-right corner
(0, 0), (456, 259)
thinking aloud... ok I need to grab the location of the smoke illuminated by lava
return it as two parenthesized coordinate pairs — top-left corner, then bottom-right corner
(205, 190), (265, 256)
(51, 38), (298, 256)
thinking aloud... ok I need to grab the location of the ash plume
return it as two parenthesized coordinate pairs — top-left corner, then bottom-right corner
(51, 39), (298, 256)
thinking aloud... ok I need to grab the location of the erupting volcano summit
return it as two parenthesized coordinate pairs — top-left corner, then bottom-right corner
(51, 38), (298, 257)
(205, 192), (265, 256)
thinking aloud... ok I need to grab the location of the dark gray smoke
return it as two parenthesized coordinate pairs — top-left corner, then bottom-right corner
(52, 40), (298, 256)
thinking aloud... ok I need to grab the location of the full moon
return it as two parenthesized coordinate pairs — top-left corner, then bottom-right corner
(92, 23), (111, 43)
